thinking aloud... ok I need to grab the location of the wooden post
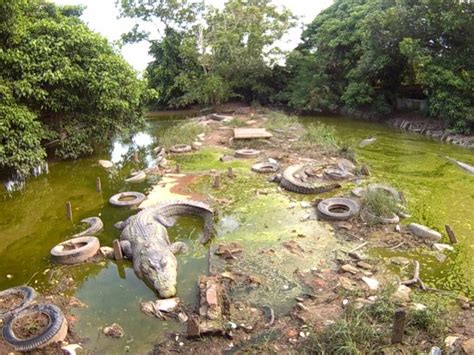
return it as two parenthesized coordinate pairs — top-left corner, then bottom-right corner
(95, 177), (102, 192)
(112, 239), (123, 260)
(227, 167), (234, 179)
(176, 164), (181, 174)
(445, 224), (458, 244)
(213, 173), (221, 189)
(391, 308), (406, 344)
(133, 151), (139, 163)
(65, 201), (73, 220)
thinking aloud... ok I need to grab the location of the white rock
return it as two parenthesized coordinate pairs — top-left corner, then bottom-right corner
(361, 277), (380, 290)
(342, 299), (349, 307)
(268, 158), (278, 165)
(100, 246), (114, 259)
(409, 223), (442, 242)
(444, 336), (460, 348)
(288, 202), (296, 209)
(155, 298), (180, 312)
(412, 303), (427, 311)
(6, 274), (13, 279)
(62, 344), (83, 355)
(192, 142), (202, 150)
(300, 201), (312, 209)
(98, 160), (114, 169)
(392, 285), (411, 303)
(429, 346), (442, 355)
(432, 243), (454, 252)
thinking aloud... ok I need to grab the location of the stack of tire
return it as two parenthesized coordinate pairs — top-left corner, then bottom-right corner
(0, 286), (68, 351)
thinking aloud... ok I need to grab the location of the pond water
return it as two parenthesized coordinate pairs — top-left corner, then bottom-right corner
(0, 114), (472, 353)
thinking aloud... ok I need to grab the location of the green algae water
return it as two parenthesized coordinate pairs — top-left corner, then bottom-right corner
(0, 114), (473, 353)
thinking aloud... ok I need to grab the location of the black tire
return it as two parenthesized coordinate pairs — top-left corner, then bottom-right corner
(235, 149), (260, 158)
(251, 162), (279, 173)
(51, 236), (100, 265)
(169, 144), (192, 153)
(0, 286), (37, 321)
(317, 198), (360, 221)
(2, 303), (68, 352)
(109, 191), (146, 206)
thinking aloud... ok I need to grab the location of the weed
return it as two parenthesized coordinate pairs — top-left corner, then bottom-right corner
(157, 122), (204, 149)
(264, 111), (299, 131)
(296, 123), (340, 151)
(223, 117), (247, 128)
(362, 187), (401, 219)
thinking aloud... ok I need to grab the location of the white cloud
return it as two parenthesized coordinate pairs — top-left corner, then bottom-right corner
(53, 0), (333, 71)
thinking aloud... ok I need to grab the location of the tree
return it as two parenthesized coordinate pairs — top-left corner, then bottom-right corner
(118, 0), (295, 107)
(0, 1), (144, 174)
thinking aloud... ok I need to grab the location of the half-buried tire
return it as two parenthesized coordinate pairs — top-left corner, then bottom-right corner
(2, 304), (68, 352)
(50, 236), (100, 265)
(169, 144), (192, 153)
(251, 162), (279, 173)
(317, 198), (360, 221)
(109, 191), (146, 207)
(235, 149), (260, 158)
(0, 286), (37, 321)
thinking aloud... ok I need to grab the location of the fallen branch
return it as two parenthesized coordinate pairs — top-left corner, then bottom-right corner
(349, 241), (368, 253)
(390, 241), (405, 250)
(264, 306), (275, 327)
(401, 260), (426, 290)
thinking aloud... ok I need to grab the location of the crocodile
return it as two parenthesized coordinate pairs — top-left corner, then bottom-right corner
(116, 200), (214, 298)
(280, 164), (341, 194)
(72, 217), (103, 238)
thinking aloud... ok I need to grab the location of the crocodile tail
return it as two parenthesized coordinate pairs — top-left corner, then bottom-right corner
(153, 200), (215, 244)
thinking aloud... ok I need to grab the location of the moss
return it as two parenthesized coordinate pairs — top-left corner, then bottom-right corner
(170, 147), (252, 171)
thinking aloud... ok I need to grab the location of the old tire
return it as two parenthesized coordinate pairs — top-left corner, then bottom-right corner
(317, 198), (360, 221)
(251, 162), (279, 173)
(109, 191), (146, 207)
(323, 168), (351, 180)
(125, 171), (147, 183)
(169, 144), (192, 153)
(362, 210), (400, 225)
(235, 149), (260, 158)
(51, 236), (100, 265)
(408, 223), (442, 242)
(0, 286), (37, 321)
(2, 304), (68, 352)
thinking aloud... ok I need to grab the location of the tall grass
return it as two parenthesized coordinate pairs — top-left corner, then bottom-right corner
(362, 188), (401, 218)
(264, 111), (299, 131)
(157, 122), (204, 149)
(297, 123), (340, 151)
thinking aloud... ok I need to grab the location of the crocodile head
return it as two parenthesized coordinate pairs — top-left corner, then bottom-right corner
(142, 251), (178, 298)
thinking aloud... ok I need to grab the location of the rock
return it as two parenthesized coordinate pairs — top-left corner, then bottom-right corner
(411, 303), (427, 311)
(300, 201), (312, 209)
(352, 187), (365, 197)
(395, 224), (401, 232)
(220, 155), (234, 162)
(178, 312), (189, 323)
(187, 316), (201, 337)
(192, 141), (203, 150)
(429, 346), (442, 355)
(62, 344), (83, 355)
(103, 323), (124, 338)
(288, 202), (296, 209)
(6, 274), (13, 279)
(392, 285), (411, 303)
(99, 246), (114, 259)
(356, 261), (372, 270)
(462, 339), (474, 354)
(140, 298), (180, 318)
(197, 133), (206, 141)
(409, 223), (442, 242)
(339, 276), (358, 291)
(98, 160), (114, 169)
(444, 336), (459, 348)
(432, 243), (454, 252)
(361, 276), (379, 290)
(434, 252), (447, 263)
(390, 256), (411, 267)
(341, 264), (359, 275)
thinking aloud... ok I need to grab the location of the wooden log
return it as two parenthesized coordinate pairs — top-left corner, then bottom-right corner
(65, 201), (73, 220)
(391, 308), (406, 344)
(445, 224), (458, 244)
(213, 174), (221, 189)
(112, 239), (123, 260)
(227, 167), (234, 179)
(95, 177), (102, 192)
(133, 151), (139, 162)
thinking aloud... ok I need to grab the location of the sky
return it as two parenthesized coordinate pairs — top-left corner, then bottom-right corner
(53, 0), (333, 72)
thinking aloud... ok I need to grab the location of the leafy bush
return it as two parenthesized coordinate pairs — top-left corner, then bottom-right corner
(362, 188), (401, 219)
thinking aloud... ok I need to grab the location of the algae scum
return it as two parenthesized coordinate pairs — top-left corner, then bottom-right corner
(1, 115), (473, 353)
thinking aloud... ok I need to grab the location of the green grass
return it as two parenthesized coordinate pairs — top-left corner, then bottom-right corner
(264, 111), (299, 131)
(157, 122), (204, 149)
(362, 187), (401, 219)
(223, 117), (247, 127)
(296, 123), (340, 151)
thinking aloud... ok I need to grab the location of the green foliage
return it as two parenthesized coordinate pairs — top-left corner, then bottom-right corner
(157, 122), (204, 149)
(298, 123), (340, 151)
(362, 187), (401, 219)
(304, 306), (387, 354)
(121, 0), (296, 107)
(0, 1), (144, 174)
(288, 0), (474, 132)
(264, 111), (299, 131)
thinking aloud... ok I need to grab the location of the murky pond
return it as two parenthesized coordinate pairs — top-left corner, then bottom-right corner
(0, 113), (473, 353)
